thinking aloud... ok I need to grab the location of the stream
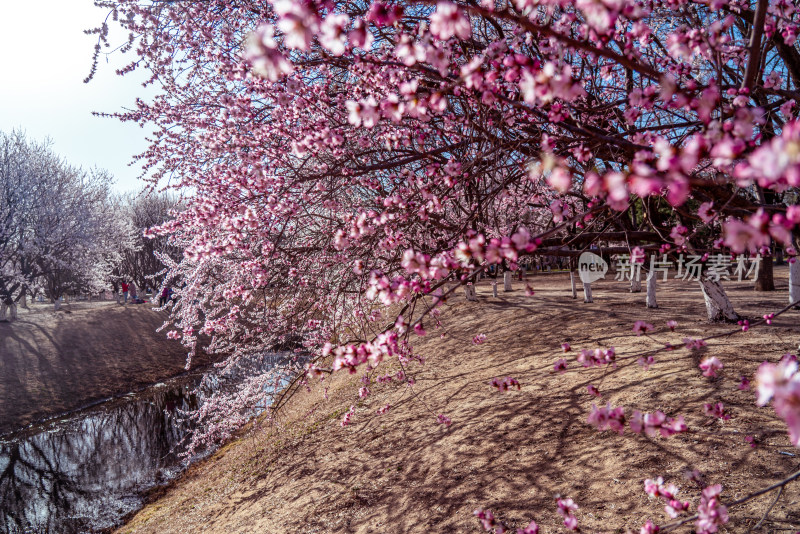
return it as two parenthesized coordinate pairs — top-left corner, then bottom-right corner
(0, 353), (287, 533)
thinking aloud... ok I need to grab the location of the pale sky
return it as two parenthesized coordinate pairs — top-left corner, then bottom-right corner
(0, 1), (155, 193)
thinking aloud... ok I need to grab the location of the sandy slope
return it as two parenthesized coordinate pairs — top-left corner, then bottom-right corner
(0, 300), (205, 434)
(119, 269), (800, 533)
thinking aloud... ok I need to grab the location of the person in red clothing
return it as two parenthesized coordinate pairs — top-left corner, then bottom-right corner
(121, 281), (129, 305)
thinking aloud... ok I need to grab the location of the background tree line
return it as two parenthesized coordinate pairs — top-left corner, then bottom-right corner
(0, 130), (181, 320)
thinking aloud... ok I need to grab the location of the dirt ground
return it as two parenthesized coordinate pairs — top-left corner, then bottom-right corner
(0, 300), (208, 435)
(119, 266), (800, 533)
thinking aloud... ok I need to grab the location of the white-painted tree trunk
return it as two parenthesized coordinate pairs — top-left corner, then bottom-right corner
(790, 260), (800, 307)
(20, 293), (27, 309)
(54, 300), (61, 312)
(646, 271), (658, 308)
(464, 285), (477, 301)
(630, 277), (642, 293)
(699, 277), (738, 322)
(9, 303), (17, 320)
(0, 304), (6, 321)
(583, 282), (593, 303)
(492, 281), (498, 297)
(503, 272), (512, 291)
(570, 271), (577, 299)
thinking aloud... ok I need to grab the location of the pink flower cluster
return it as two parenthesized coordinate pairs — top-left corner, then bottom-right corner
(330, 332), (399, 373)
(756, 356), (800, 446)
(556, 497), (579, 531)
(703, 402), (730, 421)
(490, 376), (521, 392)
(630, 410), (688, 437)
(589, 405), (688, 438)
(699, 356), (723, 378)
(340, 405), (355, 427)
(577, 347), (616, 367)
(554, 358), (568, 373)
(644, 477), (690, 518)
(696, 485), (729, 533)
(454, 228), (539, 267)
(633, 321), (654, 335)
(472, 333), (487, 345)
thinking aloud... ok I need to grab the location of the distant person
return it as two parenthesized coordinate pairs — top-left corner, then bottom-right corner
(159, 286), (171, 307)
(130, 282), (138, 301)
(121, 281), (129, 304)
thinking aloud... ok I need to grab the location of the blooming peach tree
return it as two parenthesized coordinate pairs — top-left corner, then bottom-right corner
(93, 0), (800, 530)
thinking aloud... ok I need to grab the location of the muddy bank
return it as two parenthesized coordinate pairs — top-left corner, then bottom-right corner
(0, 301), (212, 435)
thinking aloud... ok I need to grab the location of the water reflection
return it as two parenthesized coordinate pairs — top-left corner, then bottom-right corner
(0, 380), (199, 533)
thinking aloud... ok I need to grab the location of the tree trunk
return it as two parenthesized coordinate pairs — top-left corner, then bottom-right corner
(776, 246), (785, 265)
(503, 272), (512, 291)
(754, 254), (775, 291)
(492, 280), (498, 297)
(54, 299), (61, 311)
(0, 304), (6, 321)
(9, 303), (17, 320)
(583, 282), (593, 303)
(646, 271), (658, 308)
(699, 277), (739, 322)
(790, 259), (800, 307)
(464, 285), (477, 301)
(570, 271), (577, 299)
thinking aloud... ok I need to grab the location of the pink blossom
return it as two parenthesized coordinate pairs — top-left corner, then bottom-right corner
(472, 333), (487, 345)
(561, 342), (571, 352)
(699, 356), (723, 377)
(683, 337), (708, 350)
(640, 520), (659, 534)
(633, 320), (654, 335)
(366, 2), (403, 27)
(429, 2), (471, 40)
(738, 376), (751, 390)
(587, 384), (601, 397)
(696, 485), (728, 534)
(703, 402), (730, 420)
(554, 358), (568, 373)
(547, 167), (572, 194)
(273, 0), (319, 51)
(244, 24), (294, 81)
(670, 224), (688, 245)
(587, 402), (626, 434)
(698, 202), (715, 223)
(631, 410), (687, 437)
(491, 376), (521, 392)
(473, 508), (496, 531)
(755, 358), (800, 445)
(556, 497), (579, 531)
(722, 218), (769, 254)
(666, 320), (677, 331)
(319, 13), (350, 56)
(437, 413), (452, 426)
(341, 405), (355, 427)
(638, 356), (655, 370)
(524, 284), (535, 296)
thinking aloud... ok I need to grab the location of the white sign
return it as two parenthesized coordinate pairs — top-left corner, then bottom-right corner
(579, 252), (608, 283)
